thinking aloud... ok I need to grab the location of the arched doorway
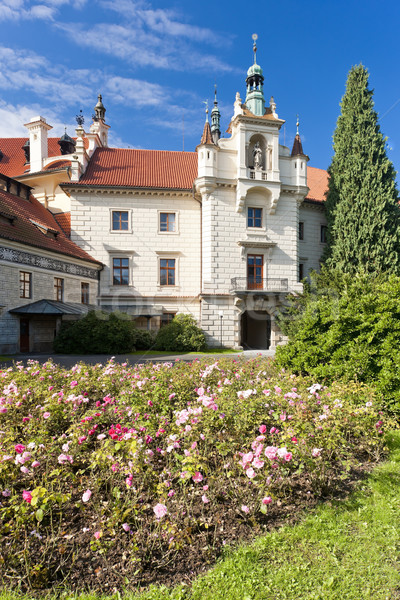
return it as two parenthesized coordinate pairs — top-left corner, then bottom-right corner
(241, 310), (271, 349)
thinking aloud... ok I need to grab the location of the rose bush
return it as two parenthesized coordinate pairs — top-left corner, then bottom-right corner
(0, 357), (390, 593)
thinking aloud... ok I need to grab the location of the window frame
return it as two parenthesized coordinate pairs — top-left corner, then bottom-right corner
(298, 263), (304, 281)
(19, 271), (32, 299)
(110, 209), (131, 233)
(54, 277), (64, 302)
(81, 282), (90, 304)
(299, 221), (304, 241)
(159, 258), (176, 287)
(159, 211), (178, 234)
(160, 312), (176, 327)
(112, 257), (130, 286)
(320, 225), (328, 243)
(247, 207), (263, 229)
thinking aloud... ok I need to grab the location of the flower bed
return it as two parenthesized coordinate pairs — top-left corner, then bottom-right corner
(0, 357), (388, 593)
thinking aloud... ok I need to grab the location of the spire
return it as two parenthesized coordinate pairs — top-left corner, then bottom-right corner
(245, 34), (265, 116)
(93, 94), (106, 121)
(211, 84), (221, 144)
(200, 100), (214, 144)
(291, 115), (305, 156)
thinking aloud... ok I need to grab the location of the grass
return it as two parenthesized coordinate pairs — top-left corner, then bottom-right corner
(3, 431), (399, 600)
(127, 348), (242, 356)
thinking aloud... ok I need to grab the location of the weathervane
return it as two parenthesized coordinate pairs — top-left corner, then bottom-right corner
(76, 110), (85, 126)
(252, 33), (258, 63)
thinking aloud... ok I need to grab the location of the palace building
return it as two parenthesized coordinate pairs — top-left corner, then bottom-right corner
(0, 41), (328, 352)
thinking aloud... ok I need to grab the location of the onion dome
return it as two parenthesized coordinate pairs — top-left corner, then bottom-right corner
(58, 130), (76, 155)
(22, 139), (30, 164)
(245, 34), (265, 117)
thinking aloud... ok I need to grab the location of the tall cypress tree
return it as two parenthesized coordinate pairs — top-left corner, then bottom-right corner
(324, 64), (400, 274)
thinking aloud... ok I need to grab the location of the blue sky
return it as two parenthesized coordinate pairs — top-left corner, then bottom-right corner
(1, 0), (400, 178)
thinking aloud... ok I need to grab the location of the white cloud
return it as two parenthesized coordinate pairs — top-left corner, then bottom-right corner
(0, 100), (77, 137)
(57, 20), (234, 73)
(0, 0), (86, 21)
(107, 76), (167, 107)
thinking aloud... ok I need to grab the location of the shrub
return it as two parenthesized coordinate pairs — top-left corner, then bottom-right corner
(54, 310), (138, 354)
(0, 357), (389, 593)
(154, 313), (207, 351)
(276, 268), (400, 413)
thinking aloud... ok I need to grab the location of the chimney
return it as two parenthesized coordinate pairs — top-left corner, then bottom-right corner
(24, 116), (52, 173)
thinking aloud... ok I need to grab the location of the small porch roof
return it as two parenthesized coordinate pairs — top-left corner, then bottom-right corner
(9, 299), (95, 315)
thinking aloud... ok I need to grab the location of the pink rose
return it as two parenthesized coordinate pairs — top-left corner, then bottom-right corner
(246, 467), (256, 479)
(241, 505), (250, 514)
(264, 446), (277, 460)
(153, 503), (168, 519)
(14, 444), (25, 454)
(192, 471), (203, 483)
(259, 424), (267, 434)
(22, 490), (32, 503)
(82, 489), (92, 503)
(93, 531), (102, 540)
(262, 496), (272, 505)
(202, 494), (209, 503)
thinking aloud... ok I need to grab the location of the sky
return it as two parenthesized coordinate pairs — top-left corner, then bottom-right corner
(1, 0), (400, 178)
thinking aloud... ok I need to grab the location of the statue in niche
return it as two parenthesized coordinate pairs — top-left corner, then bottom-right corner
(253, 142), (263, 170)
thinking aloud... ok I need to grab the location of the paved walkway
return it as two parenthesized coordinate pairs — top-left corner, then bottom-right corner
(1, 349), (275, 369)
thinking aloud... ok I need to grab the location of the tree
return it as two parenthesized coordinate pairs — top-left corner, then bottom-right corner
(324, 64), (400, 274)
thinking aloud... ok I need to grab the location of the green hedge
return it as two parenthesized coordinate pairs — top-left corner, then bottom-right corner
(54, 311), (154, 354)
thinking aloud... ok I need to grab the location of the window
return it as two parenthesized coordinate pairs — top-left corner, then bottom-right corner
(321, 225), (327, 243)
(299, 263), (304, 281)
(112, 258), (129, 285)
(160, 212), (176, 232)
(54, 278), (64, 301)
(247, 207), (262, 228)
(112, 211), (129, 231)
(81, 282), (89, 304)
(160, 259), (176, 286)
(247, 255), (263, 289)
(20, 271), (31, 299)
(299, 221), (304, 240)
(160, 312), (176, 327)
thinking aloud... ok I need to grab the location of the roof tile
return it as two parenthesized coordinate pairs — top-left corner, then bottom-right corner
(0, 181), (100, 265)
(75, 148), (198, 189)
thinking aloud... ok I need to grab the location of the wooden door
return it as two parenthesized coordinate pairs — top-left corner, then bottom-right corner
(20, 318), (30, 352)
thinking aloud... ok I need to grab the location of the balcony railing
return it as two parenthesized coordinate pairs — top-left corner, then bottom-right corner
(230, 277), (289, 293)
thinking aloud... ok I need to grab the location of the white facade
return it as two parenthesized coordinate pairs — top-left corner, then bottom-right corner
(2, 51), (328, 352)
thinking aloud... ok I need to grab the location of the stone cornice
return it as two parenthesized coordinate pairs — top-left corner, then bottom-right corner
(62, 185), (193, 199)
(0, 244), (100, 280)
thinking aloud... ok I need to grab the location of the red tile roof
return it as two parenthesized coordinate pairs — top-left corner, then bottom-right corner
(74, 148), (198, 189)
(43, 160), (71, 171)
(53, 212), (71, 237)
(200, 122), (214, 145)
(306, 166), (329, 203)
(0, 182), (101, 265)
(0, 138), (86, 178)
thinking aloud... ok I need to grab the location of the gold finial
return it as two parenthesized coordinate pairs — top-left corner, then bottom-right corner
(203, 100), (209, 122)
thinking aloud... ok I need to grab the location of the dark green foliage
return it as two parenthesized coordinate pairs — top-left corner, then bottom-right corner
(154, 313), (207, 352)
(324, 64), (400, 274)
(276, 269), (400, 413)
(53, 310), (151, 354)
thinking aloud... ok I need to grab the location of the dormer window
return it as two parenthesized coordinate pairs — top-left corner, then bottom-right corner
(30, 219), (59, 239)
